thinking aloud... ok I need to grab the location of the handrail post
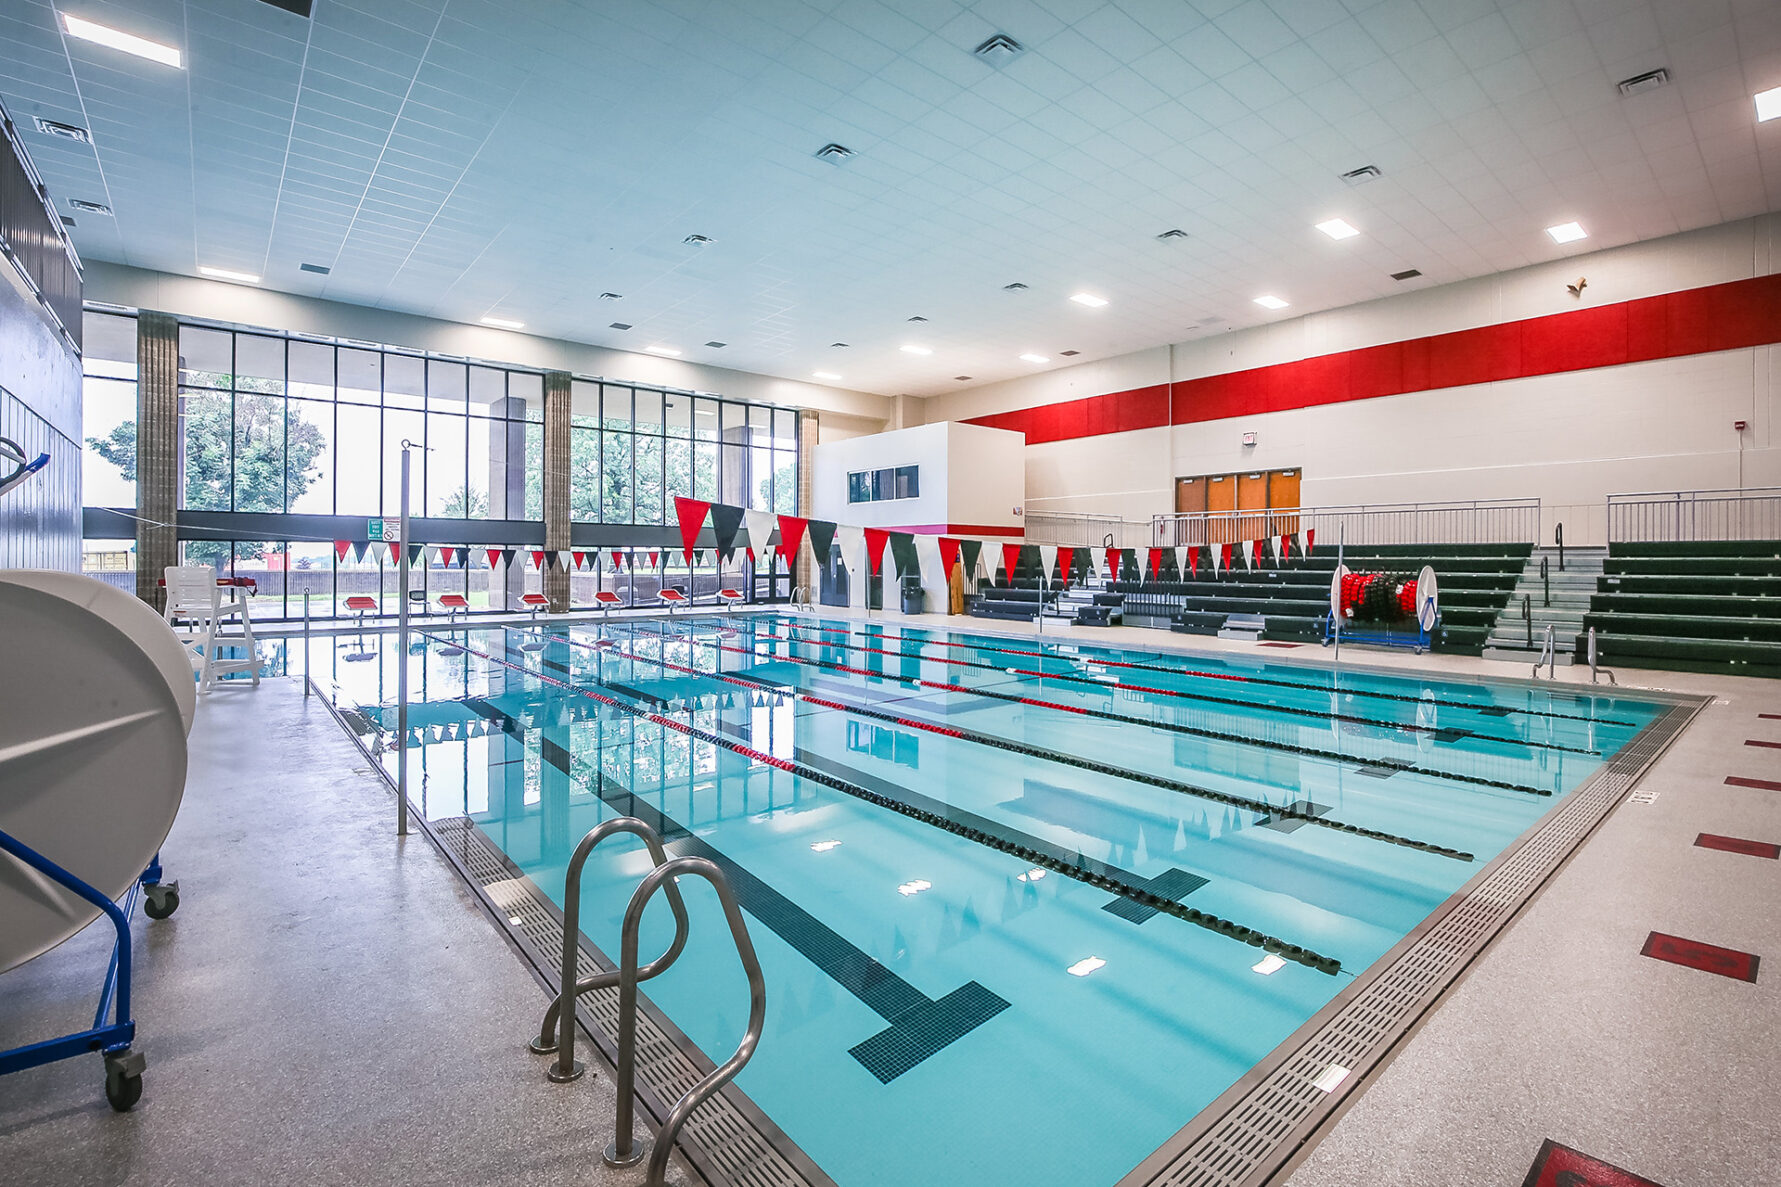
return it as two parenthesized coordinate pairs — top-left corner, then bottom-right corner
(607, 856), (767, 1185)
(302, 589), (311, 697)
(1545, 623), (1555, 679)
(1523, 593), (1532, 647)
(1554, 522), (1564, 571)
(1540, 555), (1549, 607)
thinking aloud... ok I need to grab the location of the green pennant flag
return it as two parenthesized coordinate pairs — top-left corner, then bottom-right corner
(959, 538), (983, 575)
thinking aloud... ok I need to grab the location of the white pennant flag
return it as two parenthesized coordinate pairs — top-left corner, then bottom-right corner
(1174, 546), (1188, 580)
(743, 508), (777, 560)
(1037, 544), (1057, 584)
(1242, 540), (1254, 570)
(834, 524), (865, 574)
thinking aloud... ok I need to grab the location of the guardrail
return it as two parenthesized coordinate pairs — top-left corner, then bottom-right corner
(1606, 487), (1781, 542)
(1152, 498), (1541, 547)
(1023, 512), (1149, 548)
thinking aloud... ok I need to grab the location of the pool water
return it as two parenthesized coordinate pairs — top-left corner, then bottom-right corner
(320, 614), (1668, 1187)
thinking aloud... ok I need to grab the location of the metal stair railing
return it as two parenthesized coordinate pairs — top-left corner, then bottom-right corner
(605, 855), (767, 1187)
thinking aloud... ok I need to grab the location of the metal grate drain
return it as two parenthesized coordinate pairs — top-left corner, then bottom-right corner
(1122, 695), (1704, 1187)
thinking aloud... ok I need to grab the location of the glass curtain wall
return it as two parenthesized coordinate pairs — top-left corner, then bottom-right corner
(80, 310), (802, 618)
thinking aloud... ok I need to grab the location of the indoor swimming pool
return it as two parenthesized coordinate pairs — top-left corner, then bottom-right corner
(317, 615), (1681, 1187)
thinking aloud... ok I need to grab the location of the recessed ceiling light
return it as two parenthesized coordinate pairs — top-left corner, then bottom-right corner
(61, 13), (184, 68)
(61, 216), (76, 227)
(1755, 86), (1781, 123)
(1316, 218), (1360, 240)
(1070, 292), (1108, 307)
(299, 262), (330, 274)
(1019, 353), (1049, 364)
(1617, 68), (1670, 97)
(1066, 956), (1106, 977)
(198, 266), (261, 284)
(1252, 953), (1287, 975)
(68, 198), (110, 215)
(900, 344), (932, 355)
(609, 322), (633, 330)
(683, 234), (713, 246)
(1253, 295), (1289, 310)
(1059, 350), (1080, 356)
(954, 375), (972, 381)
(812, 371), (842, 381)
(645, 345), (682, 356)
(1390, 269), (1422, 281)
(705, 340), (726, 348)
(32, 117), (90, 144)
(1546, 221), (1588, 244)
(810, 839), (842, 852)
(480, 316), (524, 330)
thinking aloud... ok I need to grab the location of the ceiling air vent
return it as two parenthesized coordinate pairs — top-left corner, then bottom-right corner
(973, 34), (1024, 62)
(33, 117), (90, 144)
(599, 292), (621, 301)
(814, 143), (854, 163)
(1341, 165), (1382, 185)
(830, 342), (850, 348)
(256, 0), (314, 15)
(1003, 282), (1028, 291)
(907, 315), (927, 322)
(1156, 228), (1189, 240)
(683, 234), (713, 246)
(954, 376), (973, 381)
(61, 216), (76, 228)
(1618, 68), (1669, 97)
(1059, 350), (1080, 356)
(69, 198), (110, 215)
(1391, 268), (1422, 281)
(705, 341), (726, 348)
(609, 322), (632, 330)
(300, 262), (330, 274)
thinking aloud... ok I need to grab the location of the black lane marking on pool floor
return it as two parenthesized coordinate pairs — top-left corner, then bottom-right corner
(1520, 1139), (1669, 1187)
(599, 628), (1560, 797)
(545, 627), (1476, 860)
(738, 616), (1634, 727)
(461, 693), (1011, 1084)
(1258, 800), (1332, 834)
(455, 630), (1343, 974)
(1103, 869), (1211, 924)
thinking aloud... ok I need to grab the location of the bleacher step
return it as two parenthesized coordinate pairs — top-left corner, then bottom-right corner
(1217, 613), (1266, 641)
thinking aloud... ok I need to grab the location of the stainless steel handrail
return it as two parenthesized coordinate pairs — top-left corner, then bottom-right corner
(604, 855), (767, 1186)
(531, 818), (690, 1082)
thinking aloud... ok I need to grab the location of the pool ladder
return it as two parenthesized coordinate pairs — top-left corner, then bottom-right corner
(529, 818), (766, 1186)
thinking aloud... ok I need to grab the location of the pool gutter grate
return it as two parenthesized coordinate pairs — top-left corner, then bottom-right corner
(1119, 692), (1705, 1187)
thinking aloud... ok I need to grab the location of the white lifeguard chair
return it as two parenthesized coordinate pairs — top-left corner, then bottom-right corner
(162, 566), (261, 693)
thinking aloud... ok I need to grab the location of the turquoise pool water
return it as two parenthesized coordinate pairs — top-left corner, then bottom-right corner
(321, 615), (1667, 1187)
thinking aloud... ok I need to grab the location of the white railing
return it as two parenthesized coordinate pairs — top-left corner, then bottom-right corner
(1023, 512), (1150, 549)
(1606, 487), (1781, 543)
(1151, 498), (1541, 548)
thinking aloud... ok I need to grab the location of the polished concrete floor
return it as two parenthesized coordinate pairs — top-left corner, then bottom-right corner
(0, 679), (696, 1187)
(3, 612), (1776, 1187)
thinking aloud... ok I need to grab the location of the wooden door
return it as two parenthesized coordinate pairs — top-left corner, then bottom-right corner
(1237, 471), (1268, 542)
(1175, 477), (1206, 546)
(1206, 473), (1236, 544)
(1269, 469), (1301, 536)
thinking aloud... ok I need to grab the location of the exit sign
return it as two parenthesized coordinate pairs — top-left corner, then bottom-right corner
(367, 517), (401, 542)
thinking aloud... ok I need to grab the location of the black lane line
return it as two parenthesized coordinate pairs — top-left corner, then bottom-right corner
(439, 629), (1343, 975)
(458, 689), (1008, 1084)
(739, 615), (1637, 726)
(715, 613), (1610, 752)
(558, 628), (1474, 862)
(601, 625), (1557, 797)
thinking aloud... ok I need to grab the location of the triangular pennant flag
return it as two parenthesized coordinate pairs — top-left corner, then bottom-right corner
(1037, 544), (1057, 584)
(408, 544), (424, 566)
(938, 537), (962, 577)
(1174, 546), (1188, 581)
(743, 508), (777, 562)
(806, 519), (837, 565)
(531, 550), (545, 570)
(674, 496), (712, 565)
(776, 515), (809, 569)
(1001, 543), (1024, 581)
(611, 551), (622, 572)
(959, 538), (982, 577)
(1221, 543), (1232, 574)
(1304, 528), (1315, 555)
(1056, 546), (1074, 588)
(1189, 546), (1199, 579)
(835, 525), (865, 574)
(1253, 538), (1264, 570)
(440, 546), (455, 568)
(709, 503), (745, 560)
(1270, 536), (1282, 567)
(572, 550), (585, 571)
(557, 550), (572, 571)
(1146, 547), (1164, 580)
(863, 527), (891, 575)
(486, 548), (501, 570)
(888, 532), (919, 578)
(500, 548), (516, 569)
(650, 550), (660, 568)
(352, 540), (370, 563)
(1104, 547), (1121, 580)
(335, 540), (351, 562)
(1279, 534), (1291, 565)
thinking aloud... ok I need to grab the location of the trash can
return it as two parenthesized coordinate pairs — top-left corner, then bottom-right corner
(899, 575), (925, 615)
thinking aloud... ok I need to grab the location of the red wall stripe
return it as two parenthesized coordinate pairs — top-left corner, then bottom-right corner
(962, 274), (1781, 443)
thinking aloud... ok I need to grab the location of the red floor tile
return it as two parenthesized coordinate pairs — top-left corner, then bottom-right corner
(1640, 931), (1760, 982)
(1725, 775), (1781, 792)
(1695, 833), (1781, 859)
(1520, 1139), (1667, 1187)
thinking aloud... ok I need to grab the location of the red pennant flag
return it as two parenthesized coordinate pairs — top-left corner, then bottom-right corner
(776, 515), (809, 569)
(335, 540), (351, 562)
(1104, 547), (1120, 579)
(674, 496), (711, 565)
(1188, 547), (1198, 578)
(1001, 543), (1023, 580)
(531, 550), (545, 570)
(1252, 539), (1264, 569)
(1147, 547), (1164, 580)
(440, 546), (455, 568)
(864, 527), (891, 575)
(649, 550), (660, 568)
(1221, 543), (1232, 573)
(486, 548), (501, 570)
(1305, 528), (1315, 554)
(1280, 534), (1291, 565)
(572, 550), (585, 570)
(938, 536), (962, 576)
(1056, 546), (1074, 588)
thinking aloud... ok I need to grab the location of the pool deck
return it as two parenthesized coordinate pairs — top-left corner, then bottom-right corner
(2, 607), (1776, 1187)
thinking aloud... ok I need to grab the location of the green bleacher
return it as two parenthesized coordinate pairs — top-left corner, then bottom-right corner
(1576, 540), (1781, 676)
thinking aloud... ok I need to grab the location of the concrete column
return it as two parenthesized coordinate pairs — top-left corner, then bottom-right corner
(795, 409), (819, 593)
(134, 311), (179, 610)
(542, 370), (572, 611)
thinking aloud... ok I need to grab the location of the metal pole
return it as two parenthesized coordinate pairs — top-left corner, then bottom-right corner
(1333, 523), (1344, 666)
(397, 444), (411, 837)
(302, 589), (311, 697)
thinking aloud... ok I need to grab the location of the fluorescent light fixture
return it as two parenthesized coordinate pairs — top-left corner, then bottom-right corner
(809, 840), (842, 852)
(1019, 353), (1050, 364)
(1016, 868), (1047, 882)
(1066, 956), (1106, 977)
(896, 879), (932, 896)
(1253, 294), (1289, 310)
(1755, 86), (1781, 123)
(1311, 1063), (1351, 1093)
(812, 370), (842, 381)
(61, 13), (184, 68)
(645, 345), (682, 357)
(900, 344), (932, 356)
(480, 316), (524, 330)
(1069, 292), (1108, 307)
(198, 266), (261, 284)
(1546, 221), (1588, 244)
(1252, 953), (1287, 975)
(1316, 218), (1360, 240)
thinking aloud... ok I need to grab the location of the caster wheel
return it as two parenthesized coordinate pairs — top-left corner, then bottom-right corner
(106, 1071), (142, 1112)
(143, 882), (180, 920)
